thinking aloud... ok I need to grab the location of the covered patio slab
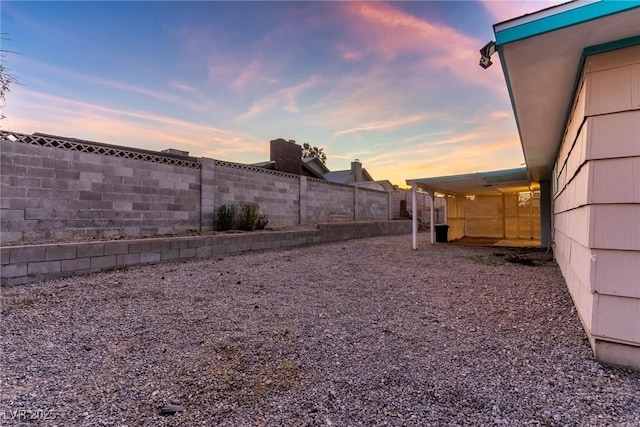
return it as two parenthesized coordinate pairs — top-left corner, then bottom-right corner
(406, 168), (542, 249)
(454, 237), (542, 248)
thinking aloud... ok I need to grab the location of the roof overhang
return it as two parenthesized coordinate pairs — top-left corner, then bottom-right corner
(407, 167), (537, 196)
(494, 1), (640, 182)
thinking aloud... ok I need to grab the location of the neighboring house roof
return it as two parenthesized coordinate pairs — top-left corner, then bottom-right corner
(323, 170), (352, 184)
(253, 156), (329, 179)
(323, 168), (374, 184)
(302, 157), (329, 179)
(250, 160), (276, 169)
(493, 0), (640, 182)
(353, 181), (396, 192)
(370, 180), (398, 192)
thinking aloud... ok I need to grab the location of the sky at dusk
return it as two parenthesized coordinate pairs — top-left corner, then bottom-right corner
(1, 1), (561, 187)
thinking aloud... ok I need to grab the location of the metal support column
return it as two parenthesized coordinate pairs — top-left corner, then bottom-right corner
(411, 182), (418, 250)
(430, 190), (435, 244)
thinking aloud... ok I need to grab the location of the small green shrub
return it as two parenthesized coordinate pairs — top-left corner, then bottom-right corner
(256, 214), (269, 230)
(237, 204), (259, 231)
(216, 205), (236, 231)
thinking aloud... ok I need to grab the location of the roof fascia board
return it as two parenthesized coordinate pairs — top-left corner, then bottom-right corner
(582, 34), (640, 56)
(495, 1), (640, 45)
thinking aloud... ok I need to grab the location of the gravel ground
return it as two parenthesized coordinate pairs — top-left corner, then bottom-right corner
(1, 234), (639, 426)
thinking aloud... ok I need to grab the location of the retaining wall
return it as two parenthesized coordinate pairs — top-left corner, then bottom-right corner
(0, 220), (412, 286)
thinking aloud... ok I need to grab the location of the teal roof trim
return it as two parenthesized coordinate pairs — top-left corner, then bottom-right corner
(495, 1), (640, 45)
(582, 34), (640, 56)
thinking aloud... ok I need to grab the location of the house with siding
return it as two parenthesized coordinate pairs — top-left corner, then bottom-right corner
(494, 0), (639, 369)
(409, 0), (639, 369)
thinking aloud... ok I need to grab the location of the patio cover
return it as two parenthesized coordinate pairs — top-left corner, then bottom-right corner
(406, 168), (537, 248)
(407, 167), (537, 196)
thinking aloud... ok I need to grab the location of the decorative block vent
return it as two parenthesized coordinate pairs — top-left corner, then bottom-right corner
(1, 131), (201, 169)
(214, 159), (300, 180)
(306, 176), (351, 187)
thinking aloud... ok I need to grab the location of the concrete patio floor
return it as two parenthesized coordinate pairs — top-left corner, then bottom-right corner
(451, 237), (542, 248)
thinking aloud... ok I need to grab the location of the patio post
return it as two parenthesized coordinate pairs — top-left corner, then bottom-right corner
(443, 193), (448, 225)
(430, 189), (435, 245)
(411, 182), (418, 250)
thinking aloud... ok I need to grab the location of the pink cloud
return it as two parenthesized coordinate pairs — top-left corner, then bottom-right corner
(3, 87), (265, 160)
(482, 0), (562, 23)
(232, 58), (265, 91)
(339, 2), (507, 90)
(360, 109), (524, 185)
(236, 75), (325, 120)
(342, 2), (471, 58)
(334, 114), (431, 137)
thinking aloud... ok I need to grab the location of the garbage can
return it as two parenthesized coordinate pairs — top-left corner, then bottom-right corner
(434, 224), (449, 242)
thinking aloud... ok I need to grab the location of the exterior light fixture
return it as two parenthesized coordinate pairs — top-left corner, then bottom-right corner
(479, 41), (496, 69)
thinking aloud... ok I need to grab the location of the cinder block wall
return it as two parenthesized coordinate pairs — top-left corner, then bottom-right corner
(212, 160), (301, 228)
(390, 191), (408, 220)
(306, 178), (354, 222)
(1, 132), (424, 245)
(356, 187), (390, 220)
(1, 138), (201, 243)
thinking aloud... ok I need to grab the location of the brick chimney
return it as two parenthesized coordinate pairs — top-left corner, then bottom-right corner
(270, 138), (302, 175)
(351, 159), (363, 182)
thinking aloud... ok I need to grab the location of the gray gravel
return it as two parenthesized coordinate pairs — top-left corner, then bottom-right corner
(1, 234), (639, 426)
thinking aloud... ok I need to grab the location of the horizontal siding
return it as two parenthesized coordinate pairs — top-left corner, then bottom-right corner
(593, 249), (640, 298)
(588, 157), (637, 204)
(585, 65), (633, 116)
(553, 206), (591, 247)
(633, 63), (640, 110)
(551, 43), (640, 363)
(587, 111), (640, 160)
(554, 163), (589, 214)
(584, 44), (640, 73)
(591, 204), (640, 250)
(554, 228), (595, 335)
(594, 294), (640, 345)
